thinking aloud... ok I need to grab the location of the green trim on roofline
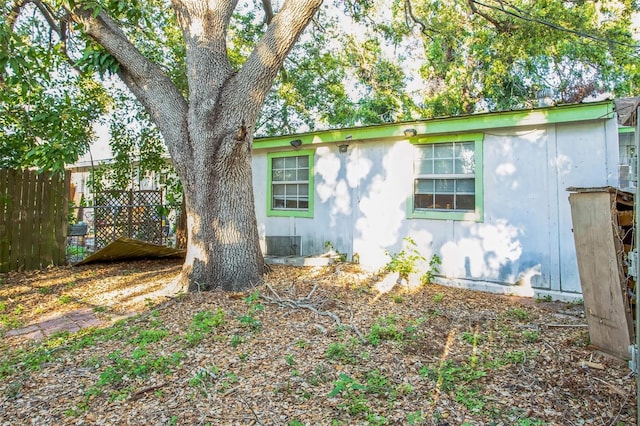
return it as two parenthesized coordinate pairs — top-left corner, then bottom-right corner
(252, 101), (614, 150)
(412, 133), (484, 145)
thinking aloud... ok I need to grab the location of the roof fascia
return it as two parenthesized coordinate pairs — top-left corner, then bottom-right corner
(252, 101), (615, 151)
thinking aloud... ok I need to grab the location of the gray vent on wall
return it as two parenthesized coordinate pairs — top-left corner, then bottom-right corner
(265, 236), (301, 256)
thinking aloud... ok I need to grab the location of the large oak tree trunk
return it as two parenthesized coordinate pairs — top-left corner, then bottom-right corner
(71, 0), (323, 292)
(180, 133), (264, 291)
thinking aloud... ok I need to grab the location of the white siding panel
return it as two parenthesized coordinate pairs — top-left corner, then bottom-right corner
(253, 114), (619, 299)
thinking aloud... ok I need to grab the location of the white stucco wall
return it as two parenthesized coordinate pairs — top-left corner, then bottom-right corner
(255, 117), (618, 299)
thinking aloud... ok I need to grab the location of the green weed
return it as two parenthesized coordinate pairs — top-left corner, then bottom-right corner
(230, 334), (244, 347)
(325, 340), (359, 364)
(407, 410), (426, 424)
(455, 387), (486, 413)
(420, 360), (486, 392)
(384, 237), (425, 282)
(295, 339), (309, 349)
(420, 254), (442, 285)
(328, 373), (370, 415)
(58, 295), (73, 304)
(522, 330), (539, 343)
(189, 365), (219, 396)
(238, 291), (263, 330)
(367, 315), (403, 345)
(505, 308), (530, 321)
(461, 331), (485, 345)
(285, 354), (295, 366)
(130, 328), (168, 346)
(185, 309), (225, 346)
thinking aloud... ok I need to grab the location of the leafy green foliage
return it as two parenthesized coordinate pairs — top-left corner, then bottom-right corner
(384, 237), (425, 281)
(238, 291), (263, 331)
(4, 0), (639, 181)
(185, 309), (226, 347)
(0, 5), (111, 171)
(390, 0), (640, 114)
(420, 254), (442, 285)
(367, 315), (404, 345)
(420, 359), (487, 392)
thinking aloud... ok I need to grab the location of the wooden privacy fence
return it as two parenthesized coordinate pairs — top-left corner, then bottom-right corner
(0, 169), (70, 272)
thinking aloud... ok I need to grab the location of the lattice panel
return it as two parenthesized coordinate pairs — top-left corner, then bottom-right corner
(94, 190), (163, 249)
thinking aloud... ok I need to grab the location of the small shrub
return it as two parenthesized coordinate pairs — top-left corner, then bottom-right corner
(384, 237), (425, 282)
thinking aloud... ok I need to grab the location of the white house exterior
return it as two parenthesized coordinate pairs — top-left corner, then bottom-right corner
(252, 100), (621, 300)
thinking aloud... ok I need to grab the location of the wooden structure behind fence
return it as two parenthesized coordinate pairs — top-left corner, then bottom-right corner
(0, 169), (70, 272)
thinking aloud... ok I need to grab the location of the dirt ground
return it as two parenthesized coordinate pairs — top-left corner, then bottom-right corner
(0, 259), (636, 425)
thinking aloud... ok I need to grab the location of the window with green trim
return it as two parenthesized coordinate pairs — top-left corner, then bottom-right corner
(414, 142), (475, 211)
(267, 150), (314, 217)
(409, 134), (483, 221)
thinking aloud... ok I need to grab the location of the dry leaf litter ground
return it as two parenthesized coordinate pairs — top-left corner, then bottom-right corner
(0, 259), (636, 425)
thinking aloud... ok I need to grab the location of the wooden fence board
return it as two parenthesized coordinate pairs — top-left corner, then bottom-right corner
(8, 169), (21, 272)
(0, 169), (8, 272)
(17, 169), (32, 270)
(0, 169), (70, 272)
(40, 171), (54, 267)
(25, 170), (37, 270)
(35, 170), (47, 268)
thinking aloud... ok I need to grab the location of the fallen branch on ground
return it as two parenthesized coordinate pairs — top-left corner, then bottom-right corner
(262, 283), (366, 343)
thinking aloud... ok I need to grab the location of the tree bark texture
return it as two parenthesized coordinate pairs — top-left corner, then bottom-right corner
(69, 0), (323, 291)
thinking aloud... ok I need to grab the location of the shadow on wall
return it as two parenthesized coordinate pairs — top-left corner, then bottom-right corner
(345, 139), (541, 293)
(315, 146), (357, 227)
(352, 143), (413, 267)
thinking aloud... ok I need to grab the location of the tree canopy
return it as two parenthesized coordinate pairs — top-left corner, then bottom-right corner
(2, 0), (638, 171)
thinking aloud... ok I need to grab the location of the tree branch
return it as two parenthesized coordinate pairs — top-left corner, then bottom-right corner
(468, 0), (513, 33)
(262, 283), (367, 343)
(70, 5), (192, 178)
(172, 0), (237, 114)
(31, 0), (62, 33)
(236, 0), (323, 117)
(403, 0), (430, 40)
(262, 0), (274, 25)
